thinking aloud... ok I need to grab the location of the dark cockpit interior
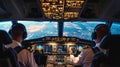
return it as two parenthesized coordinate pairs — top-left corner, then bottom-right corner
(0, 0), (120, 67)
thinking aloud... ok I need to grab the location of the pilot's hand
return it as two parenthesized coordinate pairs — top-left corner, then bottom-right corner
(70, 54), (74, 62)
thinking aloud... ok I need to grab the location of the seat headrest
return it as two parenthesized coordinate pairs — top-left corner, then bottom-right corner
(100, 35), (120, 49)
(0, 30), (12, 45)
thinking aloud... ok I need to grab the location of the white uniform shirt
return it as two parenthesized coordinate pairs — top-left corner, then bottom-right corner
(70, 48), (95, 67)
(70, 43), (105, 67)
(10, 40), (38, 67)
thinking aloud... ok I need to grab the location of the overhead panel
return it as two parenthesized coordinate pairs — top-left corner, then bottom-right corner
(40, 0), (85, 20)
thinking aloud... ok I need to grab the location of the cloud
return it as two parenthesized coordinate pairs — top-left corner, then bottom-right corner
(27, 24), (47, 33)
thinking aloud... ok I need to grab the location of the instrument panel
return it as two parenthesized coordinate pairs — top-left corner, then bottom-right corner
(36, 42), (84, 67)
(37, 43), (83, 55)
(23, 36), (95, 67)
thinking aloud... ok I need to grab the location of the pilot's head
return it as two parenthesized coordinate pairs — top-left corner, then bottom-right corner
(9, 23), (27, 42)
(92, 24), (110, 43)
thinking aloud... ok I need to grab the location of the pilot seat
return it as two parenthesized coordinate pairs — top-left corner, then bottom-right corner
(91, 35), (120, 67)
(0, 30), (20, 67)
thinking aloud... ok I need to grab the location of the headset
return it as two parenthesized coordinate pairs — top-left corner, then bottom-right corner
(92, 24), (111, 40)
(9, 23), (27, 39)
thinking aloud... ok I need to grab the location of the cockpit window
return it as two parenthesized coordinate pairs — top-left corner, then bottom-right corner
(110, 22), (120, 34)
(0, 21), (12, 32)
(63, 21), (105, 40)
(18, 21), (58, 40)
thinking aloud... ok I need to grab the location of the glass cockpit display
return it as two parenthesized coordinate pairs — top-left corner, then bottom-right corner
(57, 45), (67, 54)
(36, 44), (83, 54)
(44, 45), (52, 53)
(36, 42), (85, 55)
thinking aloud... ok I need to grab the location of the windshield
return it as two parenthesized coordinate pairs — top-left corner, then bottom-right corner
(0, 21), (12, 32)
(18, 21), (58, 40)
(111, 22), (120, 34)
(1, 21), (120, 40)
(63, 21), (105, 40)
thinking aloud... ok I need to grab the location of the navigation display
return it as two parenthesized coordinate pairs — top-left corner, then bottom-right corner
(57, 45), (67, 53)
(44, 45), (52, 53)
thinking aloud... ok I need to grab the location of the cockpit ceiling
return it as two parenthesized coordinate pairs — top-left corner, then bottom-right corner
(40, 0), (85, 20)
(1, 0), (120, 21)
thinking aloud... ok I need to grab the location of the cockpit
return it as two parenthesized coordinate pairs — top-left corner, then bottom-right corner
(0, 20), (120, 67)
(1, 0), (120, 67)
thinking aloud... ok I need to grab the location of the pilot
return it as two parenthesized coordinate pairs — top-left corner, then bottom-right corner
(69, 24), (110, 67)
(8, 23), (38, 67)
(91, 24), (110, 53)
